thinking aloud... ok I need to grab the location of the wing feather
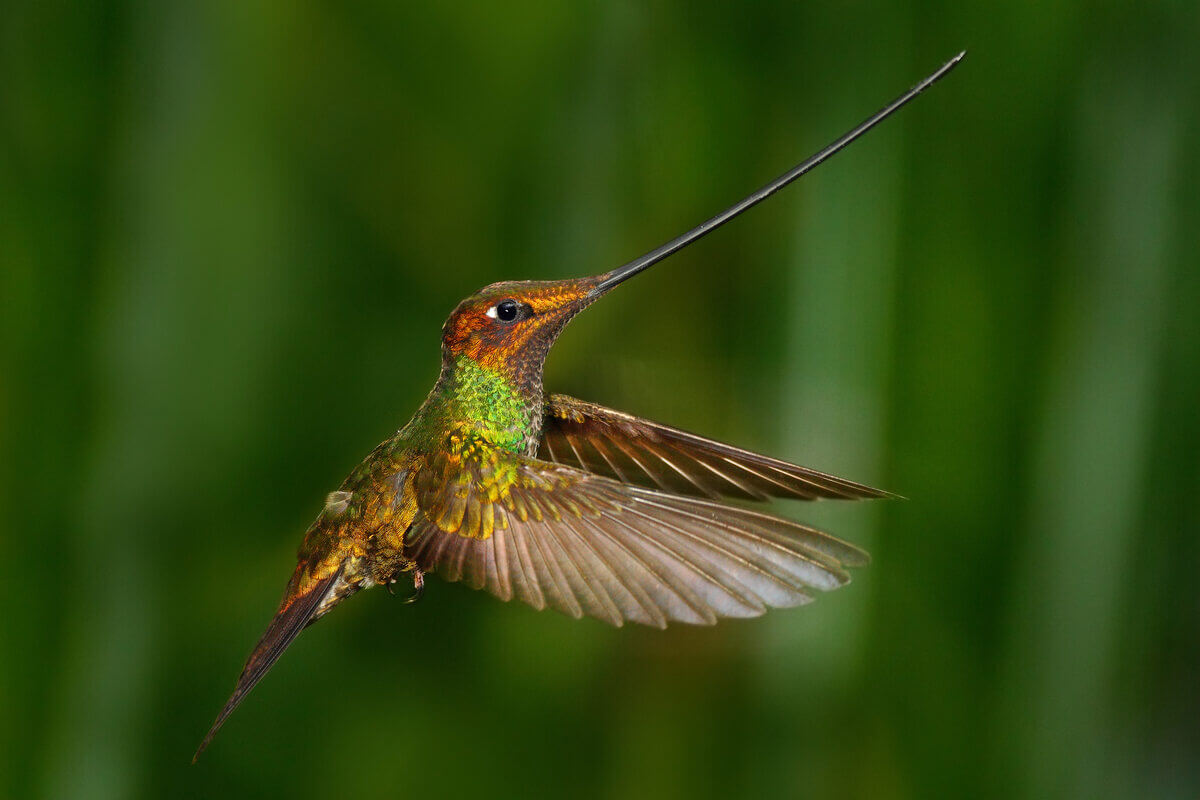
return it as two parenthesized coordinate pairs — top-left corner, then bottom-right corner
(406, 427), (871, 627)
(541, 394), (896, 502)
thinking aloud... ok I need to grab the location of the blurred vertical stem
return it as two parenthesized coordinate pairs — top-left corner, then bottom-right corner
(39, 1), (294, 797)
(755, 57), (904, 794)
(1000, 61), (1178, 799)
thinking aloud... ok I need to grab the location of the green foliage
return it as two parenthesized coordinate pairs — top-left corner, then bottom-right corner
(2, 2), (1197, 798)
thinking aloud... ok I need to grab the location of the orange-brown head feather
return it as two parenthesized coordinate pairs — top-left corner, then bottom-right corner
(441, 277), (600, 378)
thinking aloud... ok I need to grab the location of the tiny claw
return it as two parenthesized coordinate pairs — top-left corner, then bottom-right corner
(403, 570), (425, 605)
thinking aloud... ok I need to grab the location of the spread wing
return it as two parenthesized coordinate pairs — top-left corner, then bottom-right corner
(407, 428), (868, 628)
(539, 394), (895, 502)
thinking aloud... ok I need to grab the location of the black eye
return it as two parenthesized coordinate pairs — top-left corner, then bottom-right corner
(494, 299), (520, 322)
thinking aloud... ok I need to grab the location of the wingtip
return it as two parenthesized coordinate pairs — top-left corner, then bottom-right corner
(846, 483), (904, 502)
(843, 544), (871, 569)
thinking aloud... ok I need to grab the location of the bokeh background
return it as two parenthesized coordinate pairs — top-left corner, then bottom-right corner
(3, 2), (1198, 798)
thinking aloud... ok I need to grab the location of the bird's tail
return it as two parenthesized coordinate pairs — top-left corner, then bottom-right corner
(192, 563), (344, 762)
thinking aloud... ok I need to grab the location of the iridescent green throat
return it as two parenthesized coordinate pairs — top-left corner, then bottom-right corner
(417, 355), (543, 455)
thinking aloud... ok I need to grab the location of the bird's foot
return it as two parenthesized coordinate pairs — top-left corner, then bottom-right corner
(384, 568), (424, 603)
(403, 569), (425, 604)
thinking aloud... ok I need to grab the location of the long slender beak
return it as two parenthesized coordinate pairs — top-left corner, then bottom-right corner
(192, 565), (343, 762)
(588, 51), (965, 298)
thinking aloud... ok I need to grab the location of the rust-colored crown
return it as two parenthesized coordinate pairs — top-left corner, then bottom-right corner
(440, 278), (600, 374)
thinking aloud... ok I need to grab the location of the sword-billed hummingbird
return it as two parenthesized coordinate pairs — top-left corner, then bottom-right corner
(195, 52), (964, 760)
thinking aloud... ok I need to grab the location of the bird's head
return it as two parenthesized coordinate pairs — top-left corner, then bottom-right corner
(439, 277), (602, 389)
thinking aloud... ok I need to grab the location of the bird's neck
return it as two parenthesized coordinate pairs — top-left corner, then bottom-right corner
(422, 354), (545, 455)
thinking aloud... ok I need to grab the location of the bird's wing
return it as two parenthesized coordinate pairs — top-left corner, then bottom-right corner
(538, 394), (895, 502)
(407, 427), (868, 628)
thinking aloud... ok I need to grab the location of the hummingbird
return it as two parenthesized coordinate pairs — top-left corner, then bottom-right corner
(195, 52), (964, 760)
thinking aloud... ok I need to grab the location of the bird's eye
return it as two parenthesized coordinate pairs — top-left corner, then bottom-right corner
(486, 299), (523, 323)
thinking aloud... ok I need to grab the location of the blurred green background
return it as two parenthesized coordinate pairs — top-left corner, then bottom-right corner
(3, 1), (1198, 798)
